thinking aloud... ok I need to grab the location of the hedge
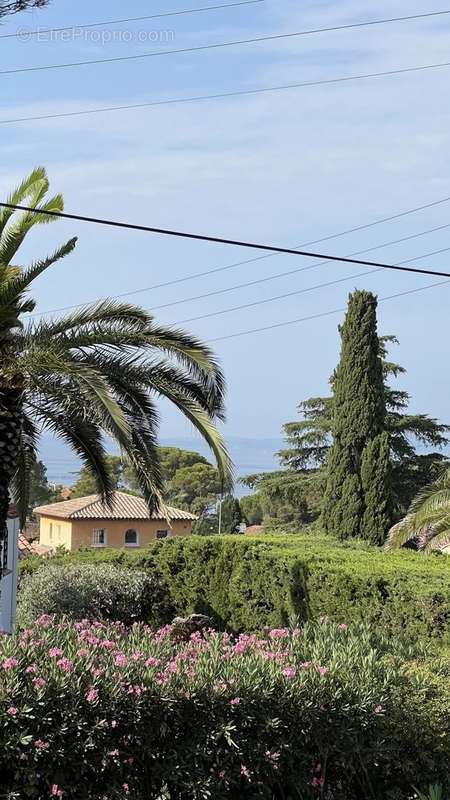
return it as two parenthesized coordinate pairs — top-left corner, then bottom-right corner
(1, 616), (449, 799)
(17, 564), (169, 628)
(20, 535), (450, 642)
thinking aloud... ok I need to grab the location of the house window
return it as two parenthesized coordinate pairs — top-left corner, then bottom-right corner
(92, 529), (107, 547)
(49, 523), (53, 542)
(156, 530), (169, 540)
(125, 529), (139, 547)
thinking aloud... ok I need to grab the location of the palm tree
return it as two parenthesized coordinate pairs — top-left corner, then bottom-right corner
(385, 468), (450, 553)
(0, 168), (232, 573)
(0, 1), (49, 18)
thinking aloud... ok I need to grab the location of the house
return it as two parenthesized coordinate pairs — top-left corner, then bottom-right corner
(34, 491), (197, 552)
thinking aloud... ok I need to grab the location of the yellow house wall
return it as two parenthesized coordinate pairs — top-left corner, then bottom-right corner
(38, 517), (193, 552)
(39, 517), (73, 550)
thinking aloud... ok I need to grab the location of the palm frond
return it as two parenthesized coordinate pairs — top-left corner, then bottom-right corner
(29, 300), (153, 341)
(0, 238), (77, 308)
(26, 397), (115, 502)
(0, 167), (48, 235)
(0, 193), (64, 267)
(10, 413), (39, 526)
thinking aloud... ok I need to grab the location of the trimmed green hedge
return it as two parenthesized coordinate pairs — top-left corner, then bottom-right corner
(20, 535), (450, 641)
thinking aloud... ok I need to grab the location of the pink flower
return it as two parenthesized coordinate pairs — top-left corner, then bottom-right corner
(32, 677), (47, 689)
(219, 770), (226, 780)
(132, 651), (144, 662)
(48, 648), (63, 659)
(240, 765), (251, 779)
(269, 629), (290, 639)
(300, 661), (311, 670)
(114, 653), (128, 668)
(2, 657), (18, 670)
(318, 666), (329, 677)
(101, 640), (117, 650)
(33, 739), (49, 750)
(108, 749), (119, 757)
(230, 697), (241, 705)
(26, 664), (38, 674)
(86, 688), (98, 704)
(265, 751), (280, 769)
(282, 666), (297, 679)
(122, 784), (130, 796)
(111, 720), (118, 728)
(338, 623), (348, 632)
(7, 706), (18, 716)
(77, 648), (89, 657)
(51, 785), (63, 797)
(57, 658), (74, 673)
(144, 656), (161, 668)
(36, 614), (53, 629)
(373, 705), (384, 714)
(311, 776), (325, 788)
(91, 668), (104, 678)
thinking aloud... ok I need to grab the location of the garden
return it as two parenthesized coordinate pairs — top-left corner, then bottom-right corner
(2, 533), (448, 799)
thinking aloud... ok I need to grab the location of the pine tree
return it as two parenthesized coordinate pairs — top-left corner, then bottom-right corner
(322, 290), (391, 541)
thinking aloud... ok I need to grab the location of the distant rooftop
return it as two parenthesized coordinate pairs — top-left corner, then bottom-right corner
(34, 491), (197, 522)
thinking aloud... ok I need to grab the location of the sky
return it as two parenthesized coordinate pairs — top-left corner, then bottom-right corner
(1, 0), (450, 478)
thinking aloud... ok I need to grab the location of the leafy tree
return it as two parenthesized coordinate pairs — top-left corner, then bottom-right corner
(169, 462), (222, 516)
(0, 168), (231, 574)
(0, 0), (49, 17)
(28, 459), (52, 507)
(71, 456), (124, 498)
(240, 493), (263, 525)
(321, 290), (391, 542)
(220, 496), (243, 532)
(240, 471), (314, 528)
(160, 447), (210, 482)
(279, 335), (449, 522)
(386, 467), (450, 553)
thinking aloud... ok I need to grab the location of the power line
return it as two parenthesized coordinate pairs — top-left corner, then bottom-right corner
(3, 61), (450, 126)
(30, 192), (450, 317)
(0, 1), (265, 40)
(3, 201), (450, 280)
(144, 224), (450, 312)
(30, 217), (450, 319)
(211, 279), (450, 342)
(3, 11), (450, 76)
(174, 246), (450, 324)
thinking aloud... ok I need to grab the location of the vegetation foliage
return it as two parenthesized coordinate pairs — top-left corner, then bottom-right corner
(0, 168), (231, 564)
(17, 564), (166, 628)
(20, 535), (450, 643)
(1, 616), (449, 798)
(386, 467), (450, 553)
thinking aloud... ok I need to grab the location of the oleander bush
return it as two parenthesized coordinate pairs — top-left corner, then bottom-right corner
(1, 617), (449, 799)
(17, 564), (169, 628)
(20, 535), (450, 642)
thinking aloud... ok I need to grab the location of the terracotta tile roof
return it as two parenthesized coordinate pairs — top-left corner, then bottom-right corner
(33, 491), (197, 522)
(18, 534), (49, 559)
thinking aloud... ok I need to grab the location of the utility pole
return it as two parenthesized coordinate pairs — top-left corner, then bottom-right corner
(217, 492), (223, 535)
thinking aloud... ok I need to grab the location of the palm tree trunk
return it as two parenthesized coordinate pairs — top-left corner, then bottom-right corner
(0, 385), (22, 579)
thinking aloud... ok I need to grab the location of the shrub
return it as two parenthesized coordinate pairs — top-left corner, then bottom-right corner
(19, 535), (450, 642)
(17, 564), (168, 628)
(0, 617), (448, 799)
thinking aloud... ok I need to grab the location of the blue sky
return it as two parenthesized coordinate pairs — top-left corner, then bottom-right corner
(2, 0), (450, 473)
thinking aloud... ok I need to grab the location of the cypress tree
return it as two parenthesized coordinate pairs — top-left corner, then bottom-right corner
(322, 290), (392, 541)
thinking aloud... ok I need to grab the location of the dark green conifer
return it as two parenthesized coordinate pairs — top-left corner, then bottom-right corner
(322, 290), (391, 541)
